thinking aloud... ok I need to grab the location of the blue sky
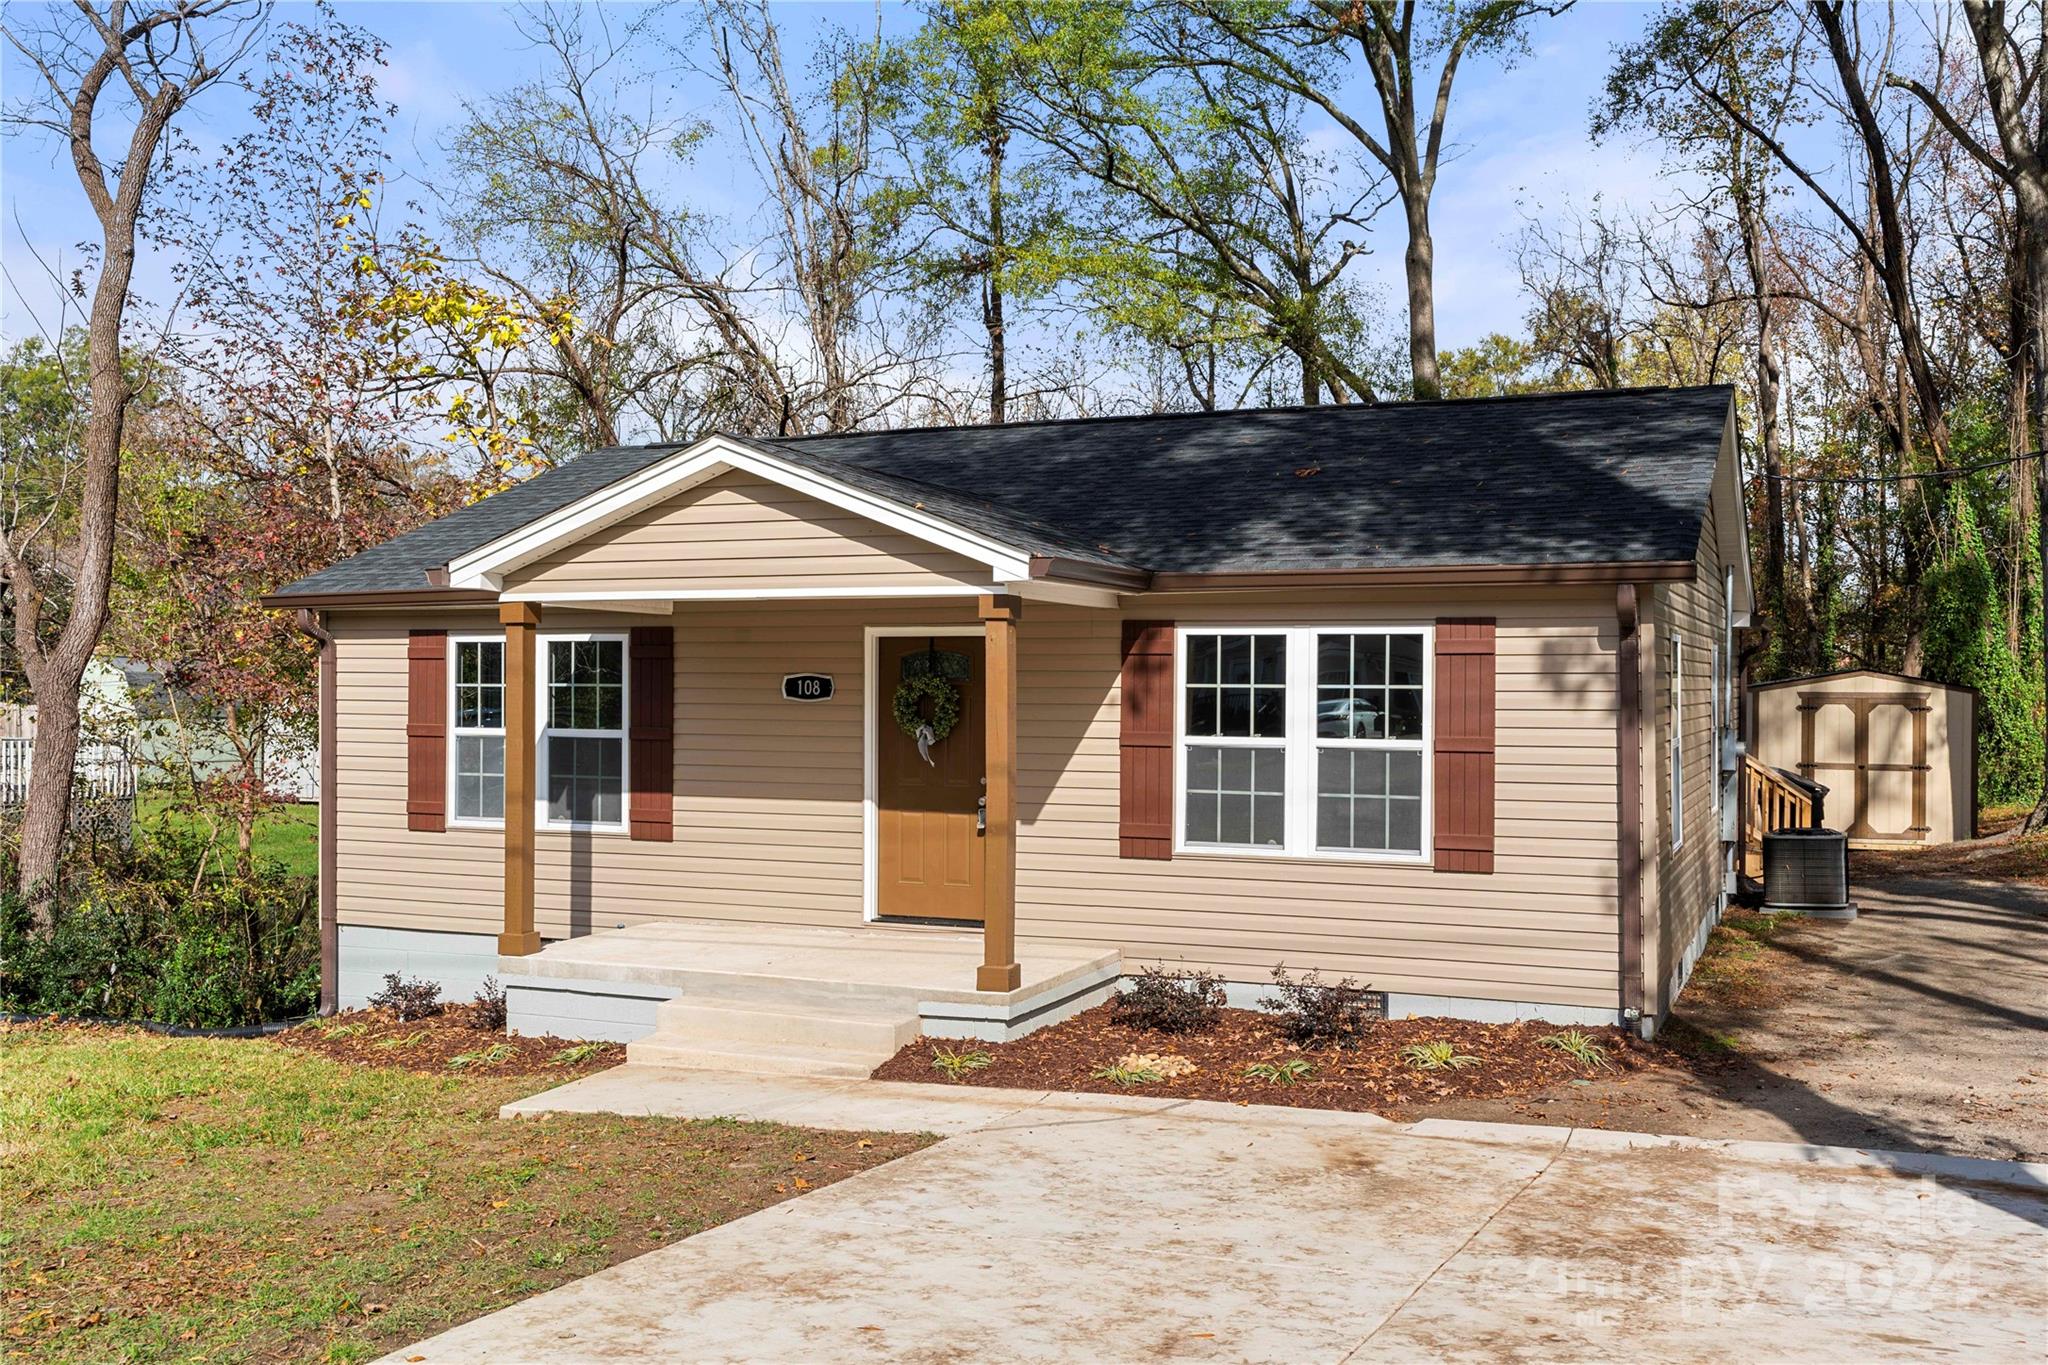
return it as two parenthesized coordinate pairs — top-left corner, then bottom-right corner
(2, 0), (1681, 358)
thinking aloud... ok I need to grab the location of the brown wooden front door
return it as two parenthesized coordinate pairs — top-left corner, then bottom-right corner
(877, 636), (985, 922)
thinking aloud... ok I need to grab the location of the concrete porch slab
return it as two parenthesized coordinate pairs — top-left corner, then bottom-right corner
(501, 919), (1122, 1046)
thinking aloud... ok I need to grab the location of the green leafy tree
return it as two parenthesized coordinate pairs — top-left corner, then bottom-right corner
(1003, 0), (1383, 407)
(870, 0), (1072, 422)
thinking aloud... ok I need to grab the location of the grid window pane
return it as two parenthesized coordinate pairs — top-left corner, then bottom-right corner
(455, 641), (505, 729)
(1184, 743), (1284, 847)
(1184, 633), (1286, 740)
(1315, 748), (1424, 854)
(455, 734), (505, 821)
(548, 640), (623, 731)
(547, 736), (623, 825)
(1316, 633), (1425, 740)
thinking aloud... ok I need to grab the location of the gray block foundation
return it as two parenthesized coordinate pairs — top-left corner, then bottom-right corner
(338, 925), (500, 1009)
(503, 974), (681, 1043)
(918, 961), (1124, 1043)
(1212, 979), (1626, 1029)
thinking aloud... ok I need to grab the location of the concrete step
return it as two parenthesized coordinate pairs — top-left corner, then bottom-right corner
(625, 1035), (887, 1079)
(653, 999), (921, 1053)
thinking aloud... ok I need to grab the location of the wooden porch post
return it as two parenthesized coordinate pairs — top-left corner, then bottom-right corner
(978, 594), (1022, 991)
(500, 601), (542, 956)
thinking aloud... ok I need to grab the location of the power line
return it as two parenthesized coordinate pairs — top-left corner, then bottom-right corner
(1758, 449), (2042, 485)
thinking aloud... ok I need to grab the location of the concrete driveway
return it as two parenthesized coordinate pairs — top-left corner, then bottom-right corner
(388, 1074), (2048, 1363)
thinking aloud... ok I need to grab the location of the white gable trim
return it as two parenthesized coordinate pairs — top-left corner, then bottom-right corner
(443, 433), (1035, 590)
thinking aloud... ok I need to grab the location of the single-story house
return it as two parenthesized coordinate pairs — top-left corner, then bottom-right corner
(263, 385), (1751, 1061)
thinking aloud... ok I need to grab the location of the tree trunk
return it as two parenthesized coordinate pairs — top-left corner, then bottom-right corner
(2023, 208), (2048, 832)
(14, 115), (152, 900)
(1814, 2), (1952, 466)
(984, 128), (1007, 425)
(1402, 190), (1440, 400)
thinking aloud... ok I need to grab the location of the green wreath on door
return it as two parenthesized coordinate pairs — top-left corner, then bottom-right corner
(892, 673), (960, 746)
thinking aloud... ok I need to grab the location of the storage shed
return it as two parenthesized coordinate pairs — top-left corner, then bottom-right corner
(1748, 670), (1976, 846)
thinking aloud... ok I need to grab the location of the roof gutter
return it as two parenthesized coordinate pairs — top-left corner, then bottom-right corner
(1145, 560), (1696, 592)
(1026, 555), (1152, 591)
(258, 586), (500, 610)
(291, 609), (339, 1017)
(1616, 583), (1645, 1030)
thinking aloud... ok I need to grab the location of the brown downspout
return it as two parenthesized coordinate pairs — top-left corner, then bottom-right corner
(1615, 585), (1644, 1025)
(294, 609), (339, 1015)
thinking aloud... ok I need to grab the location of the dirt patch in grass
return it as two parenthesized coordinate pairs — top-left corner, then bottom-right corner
(274, 1004), (625, 1077)
(2, 1024), (928, 1365)
(874, 1002), (1683, 1115)
(1851, 827), (2048, 882)
(1677, 908), (1808, 1010)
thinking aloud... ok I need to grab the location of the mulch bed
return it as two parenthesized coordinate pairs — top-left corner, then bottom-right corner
(872, 1002), (1682, 1116)
(273, 1003), (626, 1078)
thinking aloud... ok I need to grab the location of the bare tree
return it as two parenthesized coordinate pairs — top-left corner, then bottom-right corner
(1174, 0), (1570, 399)
(0, 0), (266, 902)
(1893, 0), (2048, 832)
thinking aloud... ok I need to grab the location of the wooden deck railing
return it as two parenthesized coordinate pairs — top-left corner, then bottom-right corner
(1739, 752), (1817, 880)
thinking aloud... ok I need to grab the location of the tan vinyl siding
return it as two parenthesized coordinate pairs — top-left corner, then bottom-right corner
(1646, 460), (1732, 1013)
(331, 585), (1623, 1009)
(504, 469), (994, 595)
(1018, 590), (1620, 1008)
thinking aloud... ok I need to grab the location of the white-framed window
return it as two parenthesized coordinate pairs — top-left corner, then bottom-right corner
(1670, 635), (1684, 849)
(538, 633), (628, 831)
(449, 635), (506, 825)
(1174, 625), (1432, 861)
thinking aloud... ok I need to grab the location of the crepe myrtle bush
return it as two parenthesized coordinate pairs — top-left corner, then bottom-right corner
(1260, 964), (1378, 1048)
(1110, 965), (1227, 1034)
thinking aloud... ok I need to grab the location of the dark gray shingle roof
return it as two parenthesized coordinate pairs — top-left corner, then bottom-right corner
(269, 385), (1732, 598)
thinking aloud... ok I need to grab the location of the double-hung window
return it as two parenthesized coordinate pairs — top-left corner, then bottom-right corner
(1181, 632), (1289, 848)
(1176, 626), (1431, 860)
(541, 635), (628, 830)
(450, 636), (505, 824)
(1313, 631), (1428, 855)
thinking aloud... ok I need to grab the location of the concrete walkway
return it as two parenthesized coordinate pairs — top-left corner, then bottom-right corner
(385, 1070), (2048, 1363)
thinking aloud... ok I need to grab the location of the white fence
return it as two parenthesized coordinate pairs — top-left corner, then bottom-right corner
(0, 735), (138, 844)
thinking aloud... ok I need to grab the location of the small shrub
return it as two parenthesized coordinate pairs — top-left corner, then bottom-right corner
(1399, 1040), (1480, 1072)
(1091, 1058), (1162, 1086)
(930, 1046), (992, 1081)
(1539, 1030), (1613, 1070)
(1259, 964), (1376, 1048)
(369, 972), (443, 1022)
(551, 1041), (607, 1067)
(448, 1042), (517, 1070)
(472, 976), (507, 1031)
(1242, 1059), (1313, 1086)
(1110, 966), (1226, 1034)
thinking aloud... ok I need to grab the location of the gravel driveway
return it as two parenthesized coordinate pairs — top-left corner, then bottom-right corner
(1422, 873), (2048, 1161)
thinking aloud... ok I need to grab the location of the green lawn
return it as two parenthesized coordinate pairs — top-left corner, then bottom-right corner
(136, 793), (319, 879)
(0, 1028), (929, 1364)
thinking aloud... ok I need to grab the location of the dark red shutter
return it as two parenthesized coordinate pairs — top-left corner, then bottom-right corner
(628, 626), (674, 841)
(1434, 618), (1496, 873)
(1119, 621), (1175, 859)
(406, 630), (447, 832)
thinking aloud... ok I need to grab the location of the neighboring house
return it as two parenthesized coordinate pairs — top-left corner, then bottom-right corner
(263, 385), (1751, 1047)
(106, 657), (320, 804)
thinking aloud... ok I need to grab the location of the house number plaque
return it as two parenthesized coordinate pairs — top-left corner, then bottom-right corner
(782, 673), (834, 703)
